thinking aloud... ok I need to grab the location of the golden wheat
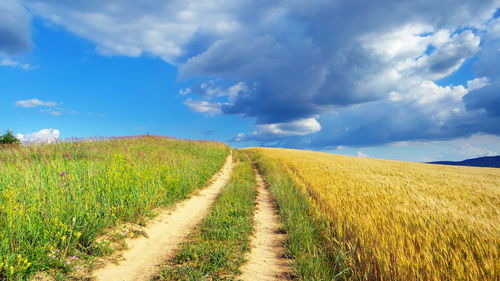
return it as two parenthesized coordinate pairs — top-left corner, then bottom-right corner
(253, 148), (499, 281)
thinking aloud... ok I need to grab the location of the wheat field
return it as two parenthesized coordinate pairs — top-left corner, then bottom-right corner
(252, 148), (499, 280)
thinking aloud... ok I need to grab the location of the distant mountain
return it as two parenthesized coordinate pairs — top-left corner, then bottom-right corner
(429, 155), (500, 168)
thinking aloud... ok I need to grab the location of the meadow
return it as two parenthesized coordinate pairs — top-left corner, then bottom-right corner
(0, 136), (228, 280)
(251, 148), (500, 281)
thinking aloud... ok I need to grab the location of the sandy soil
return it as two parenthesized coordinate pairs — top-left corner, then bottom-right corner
(91, 153), (234, 281)
(239, 167), (292, 281)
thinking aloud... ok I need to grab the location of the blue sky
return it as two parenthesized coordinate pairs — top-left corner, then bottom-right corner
(1, 0), (499, 162)
(1, 18), (253, 143)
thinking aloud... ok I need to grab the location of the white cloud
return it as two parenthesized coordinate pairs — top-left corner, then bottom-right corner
(25, 0), (243, 63)
(454, 143), (498, 158)
(227, 82), (248, 100)
(408, 80), (468, 105)
(0, 58), (37, 70)
(181, 80), (248, 100)
(235, 118), (321, 141)
(357, 28), (480, 103)
(318, 134), (500, 162)
(357, 151), (369, 157)
(15, 98), (58, 108)
(42, 109), (62, 116)
(184, 99), (222, 116)
(257, 118), (321, 136)
(467, 77), (490, 91)
(421, 30), (480, 80)
(16, 128), (60, 144)
(360, 23), (435, 62)
(179, 88), (192, 95)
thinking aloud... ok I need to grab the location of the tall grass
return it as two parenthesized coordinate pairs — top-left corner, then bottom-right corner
(252, 147), (500, 281)
(0, 136), (228, 280)
(248, 150), (347, 280)
(159, 151), (256, 280)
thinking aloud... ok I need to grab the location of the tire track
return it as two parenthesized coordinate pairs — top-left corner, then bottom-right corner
(239, 166), (292, 281)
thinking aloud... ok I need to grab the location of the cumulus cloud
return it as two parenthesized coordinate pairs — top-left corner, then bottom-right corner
(235, 118), (321, 141)
(0, 0), (32, 56)
(15, 98), (58, 108)
(420, 30), (480, 80)
(16, 128), (60, 144)
(22, 0), (500, 146)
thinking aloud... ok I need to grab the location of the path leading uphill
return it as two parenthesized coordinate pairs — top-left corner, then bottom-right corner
(91, 153), (234, 281)
(240, 166), (292, 281)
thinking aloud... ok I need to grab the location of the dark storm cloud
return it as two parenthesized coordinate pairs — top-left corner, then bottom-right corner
(286, 101), (500, 149)
(0, 0), (31, 55)
(465, 24), (500, 117)
(466, 81), (500, 117)
(178, 0), (498, 131)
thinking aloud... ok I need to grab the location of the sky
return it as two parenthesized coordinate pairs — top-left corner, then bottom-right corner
(1, 0), (500, 162)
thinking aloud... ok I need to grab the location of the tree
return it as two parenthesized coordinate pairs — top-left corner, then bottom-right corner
(0, 130), (20, 145)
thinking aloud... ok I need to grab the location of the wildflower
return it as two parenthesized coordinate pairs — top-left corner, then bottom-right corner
(59, 172), (67, 177)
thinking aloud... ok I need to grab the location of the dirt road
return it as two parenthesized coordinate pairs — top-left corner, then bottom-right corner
(91, 153), (234, 281)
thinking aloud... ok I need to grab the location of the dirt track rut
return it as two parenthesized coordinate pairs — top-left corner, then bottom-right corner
(239, 167), (291, 281)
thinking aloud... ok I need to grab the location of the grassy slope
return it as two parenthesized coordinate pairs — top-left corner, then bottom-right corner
(0, 136), (228, 280)
(158, 151), (256, 281)
(252, 147), (500, 281)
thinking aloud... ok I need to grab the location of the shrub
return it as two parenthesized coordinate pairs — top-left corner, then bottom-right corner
(0, 130), (20, 145)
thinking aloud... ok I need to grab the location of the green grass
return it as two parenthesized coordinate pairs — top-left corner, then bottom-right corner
(0, 136), (228, 280)
(158, 151), (256, 281)
(248, 150), (350, 281)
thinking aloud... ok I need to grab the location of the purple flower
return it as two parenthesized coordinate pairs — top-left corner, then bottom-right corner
(59, 172), (67, 177)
